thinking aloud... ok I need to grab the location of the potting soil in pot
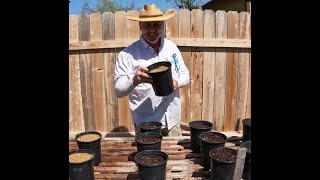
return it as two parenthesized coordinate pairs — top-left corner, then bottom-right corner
(209, 147), (237, 180)
(76, 131), (102, 166)
(200, 131), (227, 170)
(77, 134), (100, 142)
(189, 120), (213, 153)
(69, 149), (95, 180)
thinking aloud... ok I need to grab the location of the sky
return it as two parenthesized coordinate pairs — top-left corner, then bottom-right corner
(69, 0), (209, 15)
(69, 0), (178, 15)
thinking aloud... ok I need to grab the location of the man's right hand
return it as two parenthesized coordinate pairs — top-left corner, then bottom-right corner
(133, 67), (154, 85)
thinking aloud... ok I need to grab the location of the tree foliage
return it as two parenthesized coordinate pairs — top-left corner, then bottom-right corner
(166, 0), (204, 10)
(81, 0), (136, 14)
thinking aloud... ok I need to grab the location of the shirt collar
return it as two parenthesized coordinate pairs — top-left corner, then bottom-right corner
(139, 35), (164, 50)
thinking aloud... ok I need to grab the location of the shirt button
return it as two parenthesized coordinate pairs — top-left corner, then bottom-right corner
(165, 99), (167, 101)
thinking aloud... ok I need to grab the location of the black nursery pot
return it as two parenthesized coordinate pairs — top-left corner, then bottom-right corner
(240, 141), (251, 180)
(189, 120), (213, 153)
(139, 121), (162, 135)
(76, 131), (102, 166)
(147, 61), (174, 96)
(242, 118), (251, 141)
(209, 147), (237, 180)
(69, 149), (95, 180)
(135, 150), (169, 180)
(199, 131), (227, 170)
(135, 132), (163, 152)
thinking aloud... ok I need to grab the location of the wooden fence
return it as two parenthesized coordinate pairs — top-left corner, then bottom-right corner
(69, 9), (251, 135)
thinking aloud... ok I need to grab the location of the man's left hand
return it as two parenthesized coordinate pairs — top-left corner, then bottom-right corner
(173, 80), (178, 90)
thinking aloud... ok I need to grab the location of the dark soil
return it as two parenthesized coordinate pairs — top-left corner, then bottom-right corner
(190, 122), (210, 129)
(141, 123), (161, 129)
(210, 148), (236, 162)
(136, 155), (165, 165)
(243, 118), (251, 126)
(136, 136), (161, 143)
(201, 133), (225, 143)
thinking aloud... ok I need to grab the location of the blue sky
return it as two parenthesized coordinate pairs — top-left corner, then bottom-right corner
(69, 0), (178, 15)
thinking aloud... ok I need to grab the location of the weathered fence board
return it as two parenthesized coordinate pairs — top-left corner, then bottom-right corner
(225, 11), (239, 131)
(202, 10), (215, 123)
(214, 10), (227, 131)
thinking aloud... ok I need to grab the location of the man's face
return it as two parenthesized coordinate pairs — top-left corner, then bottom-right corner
(139, 21), (163, 44)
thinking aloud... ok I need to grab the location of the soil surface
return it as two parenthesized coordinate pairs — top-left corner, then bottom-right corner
(77, 134), (100, 142)
(149, 65), (169, 73)
(69, 153), (93, 163)
(190, 122), (210, 129)
(136, 155), (165, 165)
(243, 118), (251, 126)
(136, 136), (161, 143)
(201, 133), (225, 143)
(140, 123), (161, 129)
(210, 148), (236, 162)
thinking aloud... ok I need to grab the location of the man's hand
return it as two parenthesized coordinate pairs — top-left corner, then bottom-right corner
(173, 79), (178, 90)
(133, 67), (153, 85)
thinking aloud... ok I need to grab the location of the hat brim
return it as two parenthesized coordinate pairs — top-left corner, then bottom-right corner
(127, 9), (175, 22)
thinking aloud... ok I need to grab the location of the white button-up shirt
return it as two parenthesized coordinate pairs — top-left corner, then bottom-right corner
(114, 36), (190, 130)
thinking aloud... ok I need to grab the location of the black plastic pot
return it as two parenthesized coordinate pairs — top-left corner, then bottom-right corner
(240, 141), (251, 180)
(69, 149), (95, 180)
(199, 131), (227, 170)
(134, 150), (169, 180)
(76, 131), (102, 166)
(209, 147), (237, 180)
(135, 132), (163, 152)
(189, 120), (213, 153)
(242, 118), (251, 141)
(139, 121), (162, 135)
(147, 61), (174, 96)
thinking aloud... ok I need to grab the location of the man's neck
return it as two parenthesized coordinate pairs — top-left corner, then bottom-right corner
(149, 39), (161, 55)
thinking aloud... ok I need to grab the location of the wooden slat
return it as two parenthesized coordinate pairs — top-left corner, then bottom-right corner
(102, 12), (114, 40)
(190, 9), (204, 121)
(79, 14), (96, 131)
(232, 147), (247, 180)
(78, 14), (90, 41)
(102, 12), (117, 132)
(104, 49), (118, 132)
(214, 10), (227, 131)
(79, 51), (96, 131)
(225, 11), (239, 131)
(179, 9), (191, 124)
(166, 9), (178, 38)
(90, 13), (107, 132)
(245, 54), (251, 118)
(114, 11), (132, 132)
(69, 38), (251, 50)
(69, 15), (85, 132)
(127, 10), (140, 39)
(236, 12), (251, 131)
(126, 10), (139, 131)
(202, 10), (215, 124)
(115, 11), (127, 40)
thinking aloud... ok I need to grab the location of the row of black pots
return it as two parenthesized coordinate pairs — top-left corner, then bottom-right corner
(69, 131), (102, 180)
(189, 119), (251, 180)
(134, 121), (167, 180)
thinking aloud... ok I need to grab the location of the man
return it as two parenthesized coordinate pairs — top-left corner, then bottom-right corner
(114, 4), (190, 136)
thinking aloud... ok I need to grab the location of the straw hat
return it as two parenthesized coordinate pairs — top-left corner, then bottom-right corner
(127, 4), (175, 22)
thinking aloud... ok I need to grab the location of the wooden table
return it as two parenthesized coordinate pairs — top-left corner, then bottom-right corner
(69, 135), (241, 180)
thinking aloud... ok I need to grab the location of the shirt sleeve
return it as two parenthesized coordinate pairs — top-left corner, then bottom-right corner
(173, 45), (190, 88)
(113, 52), (136, 98)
